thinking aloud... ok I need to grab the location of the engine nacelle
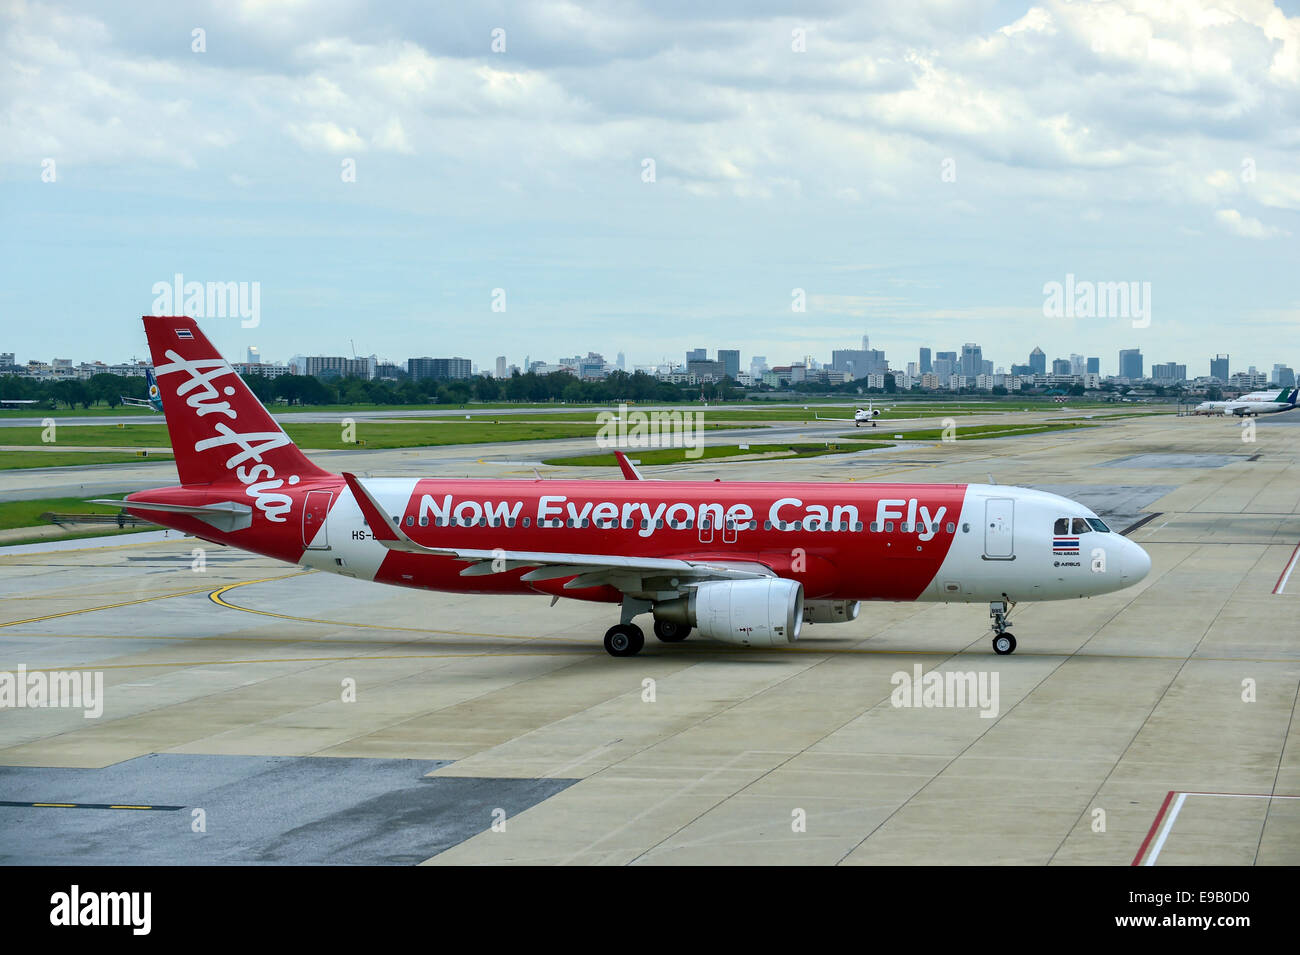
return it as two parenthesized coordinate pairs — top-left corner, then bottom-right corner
(655, 578), (803, 646)
(802, 599), (860, 624)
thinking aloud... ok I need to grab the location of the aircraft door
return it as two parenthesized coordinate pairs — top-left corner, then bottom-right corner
(302, 490), (333, 550)
(983, 498), (1014, 559)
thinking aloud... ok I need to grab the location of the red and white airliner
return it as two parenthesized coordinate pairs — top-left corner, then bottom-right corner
(98, 317), (1151, 657)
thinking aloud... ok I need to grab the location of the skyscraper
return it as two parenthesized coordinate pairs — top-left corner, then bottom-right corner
(495, 356), (507, 378)
(1029, 347), (1046, 376)
(1086, 357), (1100, 375)
(686, 348), (707, 363)
(1119, 349), (1143, 380)
(718, 349), (740, 380)
(960, 343), (983, 377)
(919, 347), (931, 374)
(1211, 354), (1229, 381)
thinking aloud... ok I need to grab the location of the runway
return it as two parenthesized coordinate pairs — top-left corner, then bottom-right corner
(1, 410), (1297, 864)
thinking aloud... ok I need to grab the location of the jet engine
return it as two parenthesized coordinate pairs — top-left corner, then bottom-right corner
(802, 599), (860, 624)
(654, 578), (803, 646)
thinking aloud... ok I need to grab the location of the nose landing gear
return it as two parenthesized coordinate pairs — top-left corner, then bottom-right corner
(990, 598), (1017, 655)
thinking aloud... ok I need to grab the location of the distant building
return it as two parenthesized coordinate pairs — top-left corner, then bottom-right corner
(407, 357), (472, 381)
(1087, 357), (1100, 375)
(919, 347), (932, 374)
(246, 346), (260, 364)
(495, 356), (507, 378)
(687, 359), (725, 381)
(1273, 364), (1295, 388)
(1052, 358), (1072, 375)
(686, 348), (707, 363)
(960, 343), (983, 377)
(232, 362), (291, 378)
(717, 349), (740, 380)
(1029, 347), (1046, 376)
(302, 356), (375, 379)
(1210, 354), (1229, 381)
(1151, 362), (1187, 382)
(831, 348), (888, 379)
(1119, 349), (1144, 380)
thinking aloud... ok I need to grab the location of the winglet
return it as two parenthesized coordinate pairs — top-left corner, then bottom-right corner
(613, 450), (644, 481)
(342, 471), (412, 546)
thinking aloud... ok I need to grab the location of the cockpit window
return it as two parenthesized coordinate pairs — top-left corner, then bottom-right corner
(1086, 518), (1110, 533)
(1053, 518), (1069, 535)
(1071, 518), (1090, 535)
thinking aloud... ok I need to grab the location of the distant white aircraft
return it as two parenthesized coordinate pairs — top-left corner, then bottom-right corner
(0, 399), (37, 407)
(815, 403), (887, 427)
(1195, 387), (1298, 416)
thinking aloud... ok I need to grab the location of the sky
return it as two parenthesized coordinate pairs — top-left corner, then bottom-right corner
(2, 0), (1298, 378)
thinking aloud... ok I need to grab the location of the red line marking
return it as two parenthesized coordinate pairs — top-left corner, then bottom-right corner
(1132, 790), (1176, 866)
(1272, 540), (1300, 594)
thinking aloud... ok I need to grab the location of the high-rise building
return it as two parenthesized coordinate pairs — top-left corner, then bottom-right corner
(932, 358), (954, 379)
(1086, 357), (1100, 375)
(919, 347), (931, 374)
(750, 356), (768, 377)
(247, 346), (261, 364)
(1152, 362), (1186, 381)
(303, 356), (375, 379)
(1052, 358), (1072, 375)
(1029, 347), (1046, 376)
(1272, 364), (1295, 387)
(686, 348), (707, 363)
(1070, 353), (1085, 375)
(616, 352), (625, 370)
(718, 349), (740, 380)
(960, 343), (983, 377)
(1119, 349), (1143, 380)
(495, 356), (507, 378)
(407, 357), (472, 381)
(1210, 354), (1229, 381)
(831, 348), (888, 379)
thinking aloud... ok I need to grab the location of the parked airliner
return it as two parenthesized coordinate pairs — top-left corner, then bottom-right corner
(1194, 387), (1298, 416)
(97, 317), (1151, 657)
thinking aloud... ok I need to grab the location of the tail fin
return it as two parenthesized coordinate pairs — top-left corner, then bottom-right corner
(142, 315), (331, 486)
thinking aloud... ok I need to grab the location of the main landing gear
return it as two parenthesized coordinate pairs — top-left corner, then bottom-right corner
(990, 598), (1017, 655)
(603, 598), (693, 657)
(604, 624), (644, 657)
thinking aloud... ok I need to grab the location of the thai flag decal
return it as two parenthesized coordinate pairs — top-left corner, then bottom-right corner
(175, 328), (193, 339)
(1053, 537), (1080, 554)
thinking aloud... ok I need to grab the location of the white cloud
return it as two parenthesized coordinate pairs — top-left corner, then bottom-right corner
(1214, 208), (1290, 239)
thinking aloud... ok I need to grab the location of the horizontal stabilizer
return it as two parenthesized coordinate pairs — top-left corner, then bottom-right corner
(87, 498), (252, 532)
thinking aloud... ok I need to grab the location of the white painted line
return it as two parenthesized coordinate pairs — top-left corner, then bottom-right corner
(1145, 791), (1186, 866)
(1274, 541), (1300, 595)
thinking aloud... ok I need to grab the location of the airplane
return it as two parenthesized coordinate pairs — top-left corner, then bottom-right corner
(121, 367), (164, 412)
(0, 399), (38, 407)
(1194, 387), (1297, 416)
(93, 316), (1152, 658)
(814, 403), (887, 427)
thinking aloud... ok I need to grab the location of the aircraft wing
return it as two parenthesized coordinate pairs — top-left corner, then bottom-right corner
(813, 413), (854, 422)
(342, 471), (771, 591)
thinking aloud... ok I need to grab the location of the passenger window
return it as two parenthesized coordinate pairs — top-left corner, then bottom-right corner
(1054, 518), (1069, 535)
(1071, 518), (1090, 535)
(870, 522), (880, 532)
(946, 522), (955, 533)
(885, 521), (894, 532)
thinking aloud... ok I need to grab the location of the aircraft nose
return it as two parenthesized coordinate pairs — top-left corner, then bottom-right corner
(1125, 540), (1152, 582)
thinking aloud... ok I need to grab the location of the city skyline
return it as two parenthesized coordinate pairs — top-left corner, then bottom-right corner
(3, 2), (1297, 374)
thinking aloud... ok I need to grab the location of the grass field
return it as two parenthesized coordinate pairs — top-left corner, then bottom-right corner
(0, 450), (174, 470)
(0, 494), (129, 532)
(545, 442), (893, 467)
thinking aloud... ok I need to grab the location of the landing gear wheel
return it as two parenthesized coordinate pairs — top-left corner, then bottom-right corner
(992, 632), (1017, 655)
(653, 619), (691, 642)
(604, 624), (645, 657)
